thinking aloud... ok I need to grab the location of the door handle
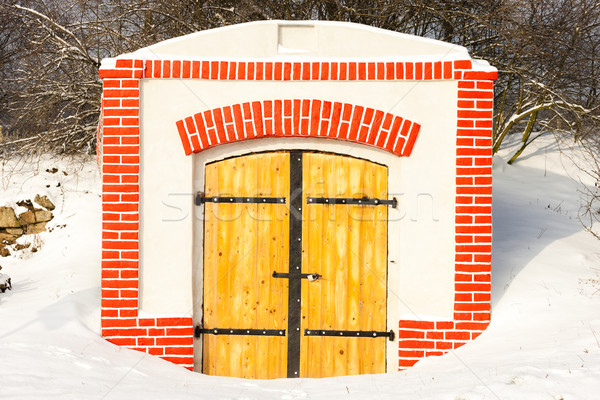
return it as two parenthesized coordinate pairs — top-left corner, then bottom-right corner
(272, 271), (321, 281)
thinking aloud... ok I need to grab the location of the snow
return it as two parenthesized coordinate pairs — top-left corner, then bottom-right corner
(1, 138), (600, 399)
(470, 59), (496, 73)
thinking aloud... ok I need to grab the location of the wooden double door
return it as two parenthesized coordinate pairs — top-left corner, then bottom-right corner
(199, 151), (390, 379)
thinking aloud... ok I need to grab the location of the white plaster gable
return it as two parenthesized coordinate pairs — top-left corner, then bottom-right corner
(121, 20), (470, 61)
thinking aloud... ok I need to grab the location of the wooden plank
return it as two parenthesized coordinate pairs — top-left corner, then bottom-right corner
(268, 152), (289, 378)
(345, 156), (362, 376)
(322, 153), (338, 377)
(301, 152), (323, 377)
(215, 158), (234, 377)
(212, 159), (225, 377)
(372, 162), (388, 373)
(240, 154), (258, 378)
(255, 153), (271, 379)
(333, 154), (349, 377)
(226, 156), (244, 377)
(299, 153), (311, 377)
(359, 159), (376, 374)
(202, 162), (219, 375)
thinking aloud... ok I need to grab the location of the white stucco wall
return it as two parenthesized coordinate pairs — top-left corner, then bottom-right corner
(139, 77), (458, 370)
(132, 20), (465, 373)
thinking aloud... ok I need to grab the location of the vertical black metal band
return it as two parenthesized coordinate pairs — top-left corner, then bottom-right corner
(287, 151), (303, 378)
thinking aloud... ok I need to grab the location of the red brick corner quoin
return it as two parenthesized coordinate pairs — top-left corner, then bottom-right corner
(397, 76), (494, 370)
(175, 100), (420, 156)
(99, 56), (496, 373)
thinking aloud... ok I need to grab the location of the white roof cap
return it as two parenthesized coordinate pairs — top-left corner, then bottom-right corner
(117, 20), (471, 62)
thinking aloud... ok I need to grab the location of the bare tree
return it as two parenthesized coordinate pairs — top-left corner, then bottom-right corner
(490, 0), (600, 163)
(578, 137), (600, 240)
(0, 1), (102, 154)
(0, 0), (599, 163)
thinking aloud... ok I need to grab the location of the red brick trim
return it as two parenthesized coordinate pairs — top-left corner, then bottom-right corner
(397, 76), (493, 371)
(140, 58), (498, 81)
(102, 316), (194, 368)
(100, 59), (194, 370)
(175, 100), (420, 157)
(99, 55), (496, 374)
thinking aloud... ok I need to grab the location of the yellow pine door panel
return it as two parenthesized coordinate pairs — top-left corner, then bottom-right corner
(202, 152), (289, 379)
(300, 152), (388, 378)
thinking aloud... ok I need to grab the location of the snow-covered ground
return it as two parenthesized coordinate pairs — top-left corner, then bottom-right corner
(1, 137), (599, 399)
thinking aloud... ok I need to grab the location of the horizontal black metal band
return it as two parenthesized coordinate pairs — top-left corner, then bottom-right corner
(304, 329), (395, 342)
(306, 197), (397, 208)
(194, 326), (286, 338)
(272, 271), (321, 281)
(196, 194), (286, 206)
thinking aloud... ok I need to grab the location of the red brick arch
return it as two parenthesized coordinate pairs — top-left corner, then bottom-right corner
(175, 99), (420, 157)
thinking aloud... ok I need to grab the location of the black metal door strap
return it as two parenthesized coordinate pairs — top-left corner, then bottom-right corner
(304, 329), (395, 342)
(286, 151), (303, 378)
(306, 197), (397, 208)
(194, 326), (285, 338)
(196, 193), (286, 205)
(272, 271), (321, 281)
